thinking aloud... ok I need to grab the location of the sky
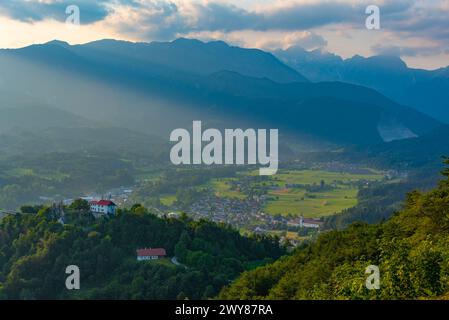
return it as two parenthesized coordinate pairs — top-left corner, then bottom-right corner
(0, 0), (448, 70)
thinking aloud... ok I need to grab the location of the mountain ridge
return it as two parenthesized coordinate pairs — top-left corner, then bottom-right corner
(274, 46), (449, 122)
(0, 38), (442, 146)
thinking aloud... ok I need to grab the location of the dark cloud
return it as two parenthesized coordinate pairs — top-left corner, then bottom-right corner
(189, 1), (414, 33)
(117, 1), (376, 41)
(117, 1), (188, 40)
(192, 2), (258, 32)
(119, 0), (423, 41)
(1, 0), (449, 50)
(191, 1), (371, 32)
(0, 0), (113, 24)
(380, 2), (449, 43)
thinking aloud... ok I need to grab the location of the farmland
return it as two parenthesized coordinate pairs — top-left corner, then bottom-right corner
(210, 169), (385, 218)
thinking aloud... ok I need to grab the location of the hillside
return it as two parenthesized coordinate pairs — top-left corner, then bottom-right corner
(326, 125), (449, 171)
(219, 159), (449, 300)
(0, 106), (88, 134)
(0, 206), (282, 299)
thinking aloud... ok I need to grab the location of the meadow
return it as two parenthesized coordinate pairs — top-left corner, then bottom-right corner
(211, 169), (385, 218)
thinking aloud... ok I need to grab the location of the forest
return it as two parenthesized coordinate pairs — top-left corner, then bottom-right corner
(0, 204), (282, 299)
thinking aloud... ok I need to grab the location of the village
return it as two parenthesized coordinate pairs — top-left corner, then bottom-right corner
(28, 183), (324, 249)
(167, 195), (323, 238)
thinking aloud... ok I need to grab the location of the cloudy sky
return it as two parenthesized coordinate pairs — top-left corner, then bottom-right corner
(0, 0), (448, 69)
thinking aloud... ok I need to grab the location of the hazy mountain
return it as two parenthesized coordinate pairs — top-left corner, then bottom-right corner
(9, 38), (307, 83)
(82, 38), (308, 83)
(274, 46), (449, 123)
(198, 71), (438, 144)
(0, 106), (88, 134)
(0, 126), (167, 159)
(0, 39), (442, 147)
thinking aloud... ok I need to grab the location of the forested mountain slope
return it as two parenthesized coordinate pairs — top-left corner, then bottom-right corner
(0, 206), (282, 299)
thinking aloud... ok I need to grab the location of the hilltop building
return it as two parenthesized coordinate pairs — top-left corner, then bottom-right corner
(136, 248), (167, 261)
(90, 200), (117, 216)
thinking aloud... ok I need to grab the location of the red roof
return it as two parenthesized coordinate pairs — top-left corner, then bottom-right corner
(137, 248), (167, 257)
(302, 218), (323, 225)
(91, 200), (116, 206)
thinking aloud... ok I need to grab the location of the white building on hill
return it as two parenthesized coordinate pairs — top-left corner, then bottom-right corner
(90, 200), (117, 216)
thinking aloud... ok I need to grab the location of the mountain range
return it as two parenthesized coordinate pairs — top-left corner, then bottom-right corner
(274, 46), (449, 123)
(0, 38), (444, 151)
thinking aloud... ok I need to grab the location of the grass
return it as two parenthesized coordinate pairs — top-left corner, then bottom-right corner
(160, 195), (177, 206)
(6, 168), (69, 181)
(247, 169), (383, 217)
(265, 186), (358, 218)
(270, 169), (384, 186)
(268, 230), (308, 242)
(7, 168), (35, 176)
(210, 179), (246, 199)
(262, 169), (384, 218)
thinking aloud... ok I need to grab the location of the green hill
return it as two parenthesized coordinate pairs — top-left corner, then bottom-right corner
(0, 206), (282, 299)
(219, 159), (449, 300)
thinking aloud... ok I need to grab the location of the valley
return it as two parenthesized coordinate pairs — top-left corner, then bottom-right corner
(0, 34), (448, 301)
(127, 165), (394, 243)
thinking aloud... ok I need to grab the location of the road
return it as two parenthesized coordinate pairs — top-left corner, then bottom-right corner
(171, 256), (187, 268)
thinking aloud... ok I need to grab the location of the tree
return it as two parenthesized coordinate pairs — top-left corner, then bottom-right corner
(20, 205), (44, 214)
(69, 199), (90, 211)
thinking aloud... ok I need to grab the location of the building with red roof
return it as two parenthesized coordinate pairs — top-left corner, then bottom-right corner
(300, 216), (323, 229)
(90, 199), (117, 216)
(136, 248), (167, 261)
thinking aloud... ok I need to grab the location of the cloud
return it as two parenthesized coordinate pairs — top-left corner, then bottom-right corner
(256, 31), (328, 51)
(380, 0), (449, 43)
(114, 0), (368, 39)
(109, 0), (445, 42)
(371, 43), (444, 57)
(1, 1), (447, 40)
(0, 0), (112, 24)
(1, 0), (448, 55)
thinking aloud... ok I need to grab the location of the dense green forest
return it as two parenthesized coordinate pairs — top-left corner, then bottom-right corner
(219, 159), (449, 300)
(0, 205), (282, 299)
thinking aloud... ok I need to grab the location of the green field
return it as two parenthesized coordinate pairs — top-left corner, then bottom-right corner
(263, 169), (384, 218)
(257, 169), (384, 185)
(210, 179), (246, 199)
(265, 186), (359, 218)
(5, 167), (69, 181)
(160, 195), (177, 206)
(210, 169), (384, 218)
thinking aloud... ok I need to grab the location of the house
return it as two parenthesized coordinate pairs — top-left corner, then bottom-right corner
(136, 248), (167, 261)
(287, 218), (302, 228)
(300, 216), (323, 229)
(90, 200), (117, 216)
(167, 212), (180, 219)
